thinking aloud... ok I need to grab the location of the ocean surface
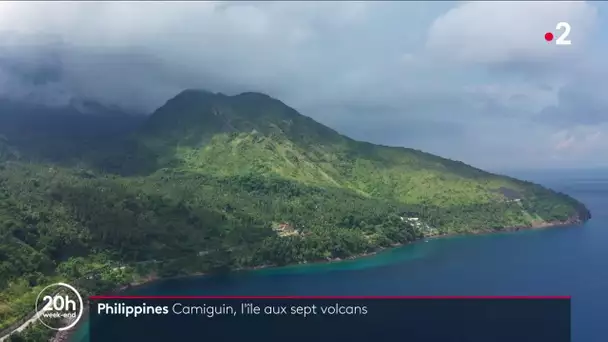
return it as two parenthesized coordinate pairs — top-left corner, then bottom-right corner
(73, 169), (608, 342)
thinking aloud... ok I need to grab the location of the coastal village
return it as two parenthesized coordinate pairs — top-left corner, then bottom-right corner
(400, 216), (439, 237)
(272, 216), (439, 238)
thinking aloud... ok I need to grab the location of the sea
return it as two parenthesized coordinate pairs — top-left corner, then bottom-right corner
(72, 169), (607, 342)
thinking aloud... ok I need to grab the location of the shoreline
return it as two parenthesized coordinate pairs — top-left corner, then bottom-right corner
(58, 215), (587, 342)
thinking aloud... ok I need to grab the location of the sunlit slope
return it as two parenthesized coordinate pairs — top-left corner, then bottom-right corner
(133, 89), (586, 217)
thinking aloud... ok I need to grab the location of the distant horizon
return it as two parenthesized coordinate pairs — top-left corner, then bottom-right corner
(491, 167), (608, 185)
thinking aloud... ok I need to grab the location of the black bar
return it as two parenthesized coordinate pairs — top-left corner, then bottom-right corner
(89, 297), (570, 342)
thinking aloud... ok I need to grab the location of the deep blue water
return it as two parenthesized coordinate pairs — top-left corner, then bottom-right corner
(75, 170), (608, 342)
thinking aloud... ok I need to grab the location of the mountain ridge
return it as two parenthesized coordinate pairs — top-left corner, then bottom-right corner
(0, 88), (591, 222)
(0, 88), (591, 335)
(0, 98), (145, 164)
(119, 89), (588, 215)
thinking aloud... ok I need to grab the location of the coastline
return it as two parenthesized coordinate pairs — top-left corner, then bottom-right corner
(54, 214), (588, 342)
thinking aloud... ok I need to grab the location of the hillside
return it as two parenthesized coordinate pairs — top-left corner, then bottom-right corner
(0, 137), (18, 162)
(0, 98), (145, 164)
(0, 90), (591, 335)
(105, 89), (590, 226)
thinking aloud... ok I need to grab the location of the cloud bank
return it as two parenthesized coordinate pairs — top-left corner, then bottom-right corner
(0, 1), (606, 170)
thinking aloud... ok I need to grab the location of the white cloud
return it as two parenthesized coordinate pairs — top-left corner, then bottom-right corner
(425, 1), (597, 67)
(0, 1), (606, 169)
(0, 2), (380, 109)
(549, 124), (608, 163)
(466, 83), (560, 113)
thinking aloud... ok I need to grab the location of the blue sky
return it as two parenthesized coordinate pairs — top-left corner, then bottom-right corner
(0, 1), (606, 171)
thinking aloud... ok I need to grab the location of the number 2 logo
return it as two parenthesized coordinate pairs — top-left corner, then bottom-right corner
(555, 22), (571, 45)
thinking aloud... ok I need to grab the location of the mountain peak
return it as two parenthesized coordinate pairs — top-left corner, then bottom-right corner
(165, 89), (218, 106)
(170, 89), (276, 104)
(140, 89), (344, 147)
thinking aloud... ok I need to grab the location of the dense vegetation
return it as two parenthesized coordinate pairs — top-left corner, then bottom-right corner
(0, 91), (590, 338)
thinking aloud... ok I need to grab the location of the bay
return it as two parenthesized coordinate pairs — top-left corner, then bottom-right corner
(72, 170), (608, 342)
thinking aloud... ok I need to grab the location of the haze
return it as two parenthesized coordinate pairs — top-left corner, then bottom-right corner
(0, 1), (606, 170)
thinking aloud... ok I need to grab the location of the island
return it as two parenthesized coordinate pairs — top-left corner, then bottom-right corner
(0, 90), (591, 341)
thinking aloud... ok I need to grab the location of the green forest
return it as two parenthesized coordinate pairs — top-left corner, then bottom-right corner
(0, 90), (591, 340)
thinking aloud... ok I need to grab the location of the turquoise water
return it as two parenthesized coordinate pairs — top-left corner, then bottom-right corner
(73, 171), (608, 342)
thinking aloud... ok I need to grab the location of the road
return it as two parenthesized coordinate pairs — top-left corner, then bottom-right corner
(0, 310), (42, 342)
